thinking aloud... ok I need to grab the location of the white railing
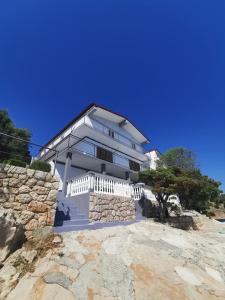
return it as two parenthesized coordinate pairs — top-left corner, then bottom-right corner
(68, 172), (134, 198)
(94, 173), (132, 197)
(67, 173), (91, 196)
(133, 184), (144, 200)
(67, 172), (151, 201)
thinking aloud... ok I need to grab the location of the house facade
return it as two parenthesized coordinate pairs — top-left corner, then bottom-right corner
(38, 103), (161, 229)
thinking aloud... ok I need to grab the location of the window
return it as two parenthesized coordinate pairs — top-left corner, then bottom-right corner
(96, 146), (113, 163)
(108, 129), (115, 139)
(132, 143), (136, 150)
(129, 160), (140, 171)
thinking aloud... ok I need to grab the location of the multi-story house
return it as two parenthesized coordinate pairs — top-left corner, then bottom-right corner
(38, 103), (161, 230)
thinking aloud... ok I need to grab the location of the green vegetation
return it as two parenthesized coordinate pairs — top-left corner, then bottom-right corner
(0, 109), (31, 163)
(139, 147), (222, 220)
(29, 160), (51, 172)
(158, 147), (196, 171)
(3, 159), (26, 168)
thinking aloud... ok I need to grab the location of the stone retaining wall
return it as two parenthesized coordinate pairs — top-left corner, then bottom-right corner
(0, 164), (59, 239)
(89, 193), (135, 223)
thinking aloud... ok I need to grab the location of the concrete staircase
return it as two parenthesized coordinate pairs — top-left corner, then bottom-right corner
(54, 192), (139, 233)
(135, 198), (146, 221)
(54, 194), (90, 232)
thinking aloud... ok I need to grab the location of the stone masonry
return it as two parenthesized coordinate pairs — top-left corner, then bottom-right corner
(89, 192), (135, 223)
(0, 164), (59, 239)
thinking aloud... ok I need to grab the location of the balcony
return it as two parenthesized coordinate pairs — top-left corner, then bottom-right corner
(85, 117), (144, 154)
(72, 138), (143, 172)
(39, 116), (146, 163)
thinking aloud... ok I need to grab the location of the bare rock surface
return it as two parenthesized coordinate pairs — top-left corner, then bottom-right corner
(0, 209), (25, 264)
(4, 216), (225, 300)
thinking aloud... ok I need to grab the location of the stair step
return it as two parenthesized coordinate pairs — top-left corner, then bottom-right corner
(54, 224), (92, 232)
(63, 219), (89, 226)
(54, 220), (137, 233)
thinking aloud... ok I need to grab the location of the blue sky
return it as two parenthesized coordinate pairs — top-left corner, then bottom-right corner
(0, 0), (225, 191)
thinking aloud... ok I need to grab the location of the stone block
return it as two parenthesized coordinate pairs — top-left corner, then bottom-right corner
(8, 195), (15, 202)
(46, 173), (56, 183)
(9, 166), (27, 174)
(26, 178), (37, 187)
(47, 210), (56, 225)
(44, 182), (53, 188)
(25, 219), (39, 231)
(32, 185), (48, 195)
(47, 190), (57, 201)
(8, 178), (20, 187)
(38, 214), (47, 226)
(36, 180), (45, 186)
(30, 191), (38, 200)
(9, 187), (19, 195)
(18, 174), (27, 180)
(34, 170), (47, 181)
(37, 194), (47, 202)
(52, 181), (59, 189)
(18, 185), (31, 193)
(27, 169), (35, 177)
(27, 201), (49, 213)
(16, 193), (32, 204)
(20, 211), (34, 225)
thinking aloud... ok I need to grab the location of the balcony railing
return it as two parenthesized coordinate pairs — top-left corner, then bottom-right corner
(66, 172), (146, 200)
(87, 118), (144, 154)
(72, 138), (143, 171)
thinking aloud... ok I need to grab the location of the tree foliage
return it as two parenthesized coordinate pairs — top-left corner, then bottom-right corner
(139, 167), (221, 220)
(0, 109), (31, 163)
(158, 147), (197, 171)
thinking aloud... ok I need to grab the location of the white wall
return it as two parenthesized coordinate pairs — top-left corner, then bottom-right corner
(50, 161), (86, 190)
(144, 150), (160, 170)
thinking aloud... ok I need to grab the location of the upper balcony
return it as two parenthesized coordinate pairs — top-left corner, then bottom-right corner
(89, 118), (144, 153)
(40, 115), (147, 162)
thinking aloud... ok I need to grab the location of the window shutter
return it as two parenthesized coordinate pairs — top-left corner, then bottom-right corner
(129, 160), (140, 171)
(97, 147), (113, 163)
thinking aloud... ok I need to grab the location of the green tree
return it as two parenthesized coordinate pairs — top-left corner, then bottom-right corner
(158, 147), (197, 171)
(139, 167), (221, 220)
(0, 109), (31, 163)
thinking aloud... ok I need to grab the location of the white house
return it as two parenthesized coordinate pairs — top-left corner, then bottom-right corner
(39, 103), (156, 193)
(38, 103), (164, 229)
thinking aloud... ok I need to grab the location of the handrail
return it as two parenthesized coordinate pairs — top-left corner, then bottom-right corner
(67, 172), (150, 201)
(67, 172), (133, 198)
(91, 171), (129, 183)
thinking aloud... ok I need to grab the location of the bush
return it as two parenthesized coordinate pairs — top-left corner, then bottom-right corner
(29, 160), (51, 172)
(3, 159), (26, 168)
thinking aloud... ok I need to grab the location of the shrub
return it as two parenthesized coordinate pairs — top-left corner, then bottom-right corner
(29, 160), (51, 172)
(3, 158), (26, 168)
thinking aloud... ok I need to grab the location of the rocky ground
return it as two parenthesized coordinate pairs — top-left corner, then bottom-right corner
(1, 216), (225, 300)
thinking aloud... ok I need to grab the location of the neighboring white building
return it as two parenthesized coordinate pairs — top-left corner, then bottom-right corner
(144, 149), (161, 170)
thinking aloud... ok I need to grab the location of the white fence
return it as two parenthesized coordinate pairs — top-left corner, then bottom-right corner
(67, 172), (146, 200)
(94, 173), (132, 197)
(133, 185), (144, 200)
(67, 174), (179, 205)
(67, 174), (91, 196)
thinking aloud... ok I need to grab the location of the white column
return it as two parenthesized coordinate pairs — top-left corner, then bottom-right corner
(63, 151), (72, 196)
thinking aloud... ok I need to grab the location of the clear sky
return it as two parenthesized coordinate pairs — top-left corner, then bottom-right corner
(0, 0), (225, 191)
